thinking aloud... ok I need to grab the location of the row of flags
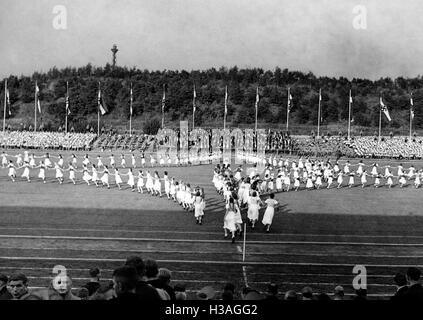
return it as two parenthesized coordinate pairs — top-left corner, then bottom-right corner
(3, 82), (418, 122)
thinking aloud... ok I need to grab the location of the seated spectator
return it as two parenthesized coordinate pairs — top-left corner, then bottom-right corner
(83, 267), (101, 297)
(404, 267), (423, 301)
(174, 284), (187, 300)
(112, 266), (140, 302)
(157, 268), (176, 300)
(197, 286), (216, 300)
(264, 283), (279, 301)
(317, 293), (331, 301)
(7, 274), (42, 300)
(222, 283), (235, 301)
(284, 290), (298, 301)
(301, 286), (314, 300)
(124, 256), (161, 300)
(0, 274), (12, 300)
(77, 287), (89, 300)
(145, 259), (170, 300)
(240, 286), (264, 300)
(32, 275), (81, 300)
(333, 285), (344, 300)
(353, 288), (367, 301)
(89, 281), (115, 300)
(390, 273), (408, 301)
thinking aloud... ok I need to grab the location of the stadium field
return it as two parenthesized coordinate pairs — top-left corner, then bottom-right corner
(1, 149), (423, 299)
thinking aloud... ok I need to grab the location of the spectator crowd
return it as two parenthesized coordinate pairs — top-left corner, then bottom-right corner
(1, 257), (423, 301)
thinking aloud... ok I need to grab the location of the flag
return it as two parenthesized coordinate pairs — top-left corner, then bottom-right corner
(193, 85), (196, 113)
(255, 87), (259, 112)
(351, 117), (355, 123)
(224, 86), (228, 115)
(130, 86), (133, 116)
(5, 87), (11, 116)
(349, 94), (353, 104)
(287, 90), (293, 113)
(35, 83), (41, 113)
(98, 88), (107, 115)
(319, 89), (323, 123)
(380, 96), (391, 121)
(162, 87), (166, 113)
(410, 95), (415, 120)
(319, 89), (322, 101)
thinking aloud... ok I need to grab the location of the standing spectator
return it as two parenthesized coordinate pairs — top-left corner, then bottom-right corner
(7, 274), (41, 300)
(333, 286), (344, 300)
(0, 274), (12, 300)
(197, 286), (216, 300)
(83, 267), (101, 296)
(390, 273), (408, 301)
(124, 256), (161, 300)
(174, 284), (187, 300)
(264, 283), (279, 301)
(404, 267), (423, 301)
(112, 266), (140, 302)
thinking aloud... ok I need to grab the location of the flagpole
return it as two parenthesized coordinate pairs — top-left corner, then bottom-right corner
(97, 82), (100, 136)
(255, 87), (258, 134)
(34, 81), (37, 132)
(410, 93), (412, 141)
(286, 88), (290, 132)
(224, 86), (227, 130)
(162, 84), (165, 129)
(129, 82), (132, 137)
(317, 88), (321, 138)
(348, 89), (351, 140)
(3, 79), (7, 133)
(378, 96), (382, 143)
(65, 81), (68, 134)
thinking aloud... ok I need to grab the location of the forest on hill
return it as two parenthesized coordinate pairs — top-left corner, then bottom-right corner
(2, 63), (423, 134)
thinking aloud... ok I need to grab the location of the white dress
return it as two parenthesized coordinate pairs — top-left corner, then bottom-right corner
(29, 156), (36, 167)
(337, 173), (343, 184)
(69, 167), (75, 180)
(100, 169), (109, 184)
(127, 171), (135, 187)
(170, 182), (176, 196)
(247, 196), (260, 221)
(92, 168), (99, 181)
(361, 173), (367, 184)
(154, 177), (161, 192)
(38, 166), (45, 179)
(137, 174), (144, 187)
(262, 198), (278, 225)
(146, 173), (153, 189)
(55, 166), (63, 178)
(83, 170), (92, 183)
(223, 208), (236, 232)
(115, 171), (123, 184)
(306, 177), (313, 189)
(22, 166), (30, 178)
(164, 176), (170, 194)
(8, 164), (16, 177)
(45, 158), (52, 167)
(194, 196), (205, 217)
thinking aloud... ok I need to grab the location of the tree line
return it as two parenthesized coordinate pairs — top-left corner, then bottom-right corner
(2, 63), (423, 132)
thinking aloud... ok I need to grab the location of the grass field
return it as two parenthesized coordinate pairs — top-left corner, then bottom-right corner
(1, 149), (423, 299)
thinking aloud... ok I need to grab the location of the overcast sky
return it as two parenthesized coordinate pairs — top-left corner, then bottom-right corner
(1, 0), (422, 80)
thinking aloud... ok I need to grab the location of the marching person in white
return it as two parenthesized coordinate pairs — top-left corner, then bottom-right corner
(136, 170), (144, 193)
(360, 170), (368, 188)
(91, 164), (100, 187)
(163, 171), (170, 199)
(67, 162), (76, 185)
(114, 168), (123, 190)
(21, 161), (31, 182)
(109, 154), (115, 168)
(97, 155), (104, 168)
(131, 153), (136, 168)
(82, 165), (92, 185)
(262, 193), (278, 233)
(120, 154), (126, 168)
(54, 162), (64, 184)
(1, 151), (8, 168)
(247, 191), (262, 229)
(224, 198), (237, 243)
(7, 160), (16, 182)
(126, 168), (135, 191)
(37, 161), (46, 183)
(194, 191), (205, 225)
(154, 171), (162, 197)
(100, 165), (110, 189)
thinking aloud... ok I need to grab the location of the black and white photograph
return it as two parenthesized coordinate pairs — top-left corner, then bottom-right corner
(1, 0), (423, 315)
